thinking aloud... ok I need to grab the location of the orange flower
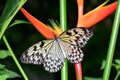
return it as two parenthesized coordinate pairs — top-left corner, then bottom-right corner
(20, 1), (117, 37)
(20, 8), (60, 39)
(20, 0), (117, 80)
(77, 1), (117, 28)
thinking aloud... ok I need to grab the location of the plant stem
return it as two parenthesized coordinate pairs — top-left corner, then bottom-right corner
(60, 0), (67, 30)
(3, 36), (28, 80)
(103, 0), (120, 80)
(74, 63), (82, 80)
(60, 0), (68, 80)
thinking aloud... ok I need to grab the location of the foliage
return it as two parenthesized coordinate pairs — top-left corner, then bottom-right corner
(0, 50), (11, 59)
(0, 0), (27, 80)
(0, 50), (20, 80)
(112, 59), (120, 80)
(84, 59), (120, 80)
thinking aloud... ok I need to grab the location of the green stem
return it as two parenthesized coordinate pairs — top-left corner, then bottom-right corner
(60, 0), (68, 80)
(103, 0), (120, 80)
(60, 0), (67, 30)
(0, 0), (26, 39)
(3, 36), (28, 80)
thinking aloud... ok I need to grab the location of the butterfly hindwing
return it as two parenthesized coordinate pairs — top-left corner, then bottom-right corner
(43, 40), (65, 72)
(43, 52), (64, 72)
(66, 45), (84, 63)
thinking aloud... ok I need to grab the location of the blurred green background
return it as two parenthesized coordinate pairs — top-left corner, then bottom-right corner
(0, 0), (119, 80)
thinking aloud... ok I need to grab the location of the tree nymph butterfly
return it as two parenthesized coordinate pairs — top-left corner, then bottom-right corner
(20, 27), (93, 73)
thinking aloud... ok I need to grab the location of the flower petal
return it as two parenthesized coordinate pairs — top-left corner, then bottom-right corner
(20, 8), (58, 39)
(78, 1), (117, 28)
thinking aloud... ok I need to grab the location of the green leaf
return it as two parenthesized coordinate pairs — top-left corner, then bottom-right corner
(114, 59), (120, 65)
(0, 0), (26, 39)
(0, 50), (11, 59)
(0, 63), (5, 69)
(112, 59), (120, 70)
(84, 77), (102, 80)
(100, 60), (106, 70)
(0, 69), (20, 79)
(9, 20), (31, 28)
(0, 74), (9, 80)
(0, 0), (19, 26)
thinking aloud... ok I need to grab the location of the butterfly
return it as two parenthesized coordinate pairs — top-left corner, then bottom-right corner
(20, 27), (93, 73)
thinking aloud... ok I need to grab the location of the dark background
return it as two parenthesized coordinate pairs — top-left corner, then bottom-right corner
(0, 0), (119, 80)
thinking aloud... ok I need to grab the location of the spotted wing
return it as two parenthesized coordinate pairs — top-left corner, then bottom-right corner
(20, 27), (93, 72)
(43, 40), (65, 72)
(59, 27), (93, 63)
(20, 40), (53, 64)
(59, 27), (93, 47)
(20, 40), (65, 73)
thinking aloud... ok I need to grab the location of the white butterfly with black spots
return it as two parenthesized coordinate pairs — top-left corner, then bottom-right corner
(20, 27), (93, 73)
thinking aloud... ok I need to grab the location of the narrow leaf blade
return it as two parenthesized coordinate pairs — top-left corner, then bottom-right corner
(0, 50), (11, 59)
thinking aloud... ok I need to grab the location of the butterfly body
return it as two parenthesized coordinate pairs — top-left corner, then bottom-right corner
(20, 27), (93, 72)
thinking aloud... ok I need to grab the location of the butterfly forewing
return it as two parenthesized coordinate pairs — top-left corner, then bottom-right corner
(59, 27), (93, 63)
(59, 27), (93, 47)
(20, 27), (93, 72)
(20, 40), (53, 64)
